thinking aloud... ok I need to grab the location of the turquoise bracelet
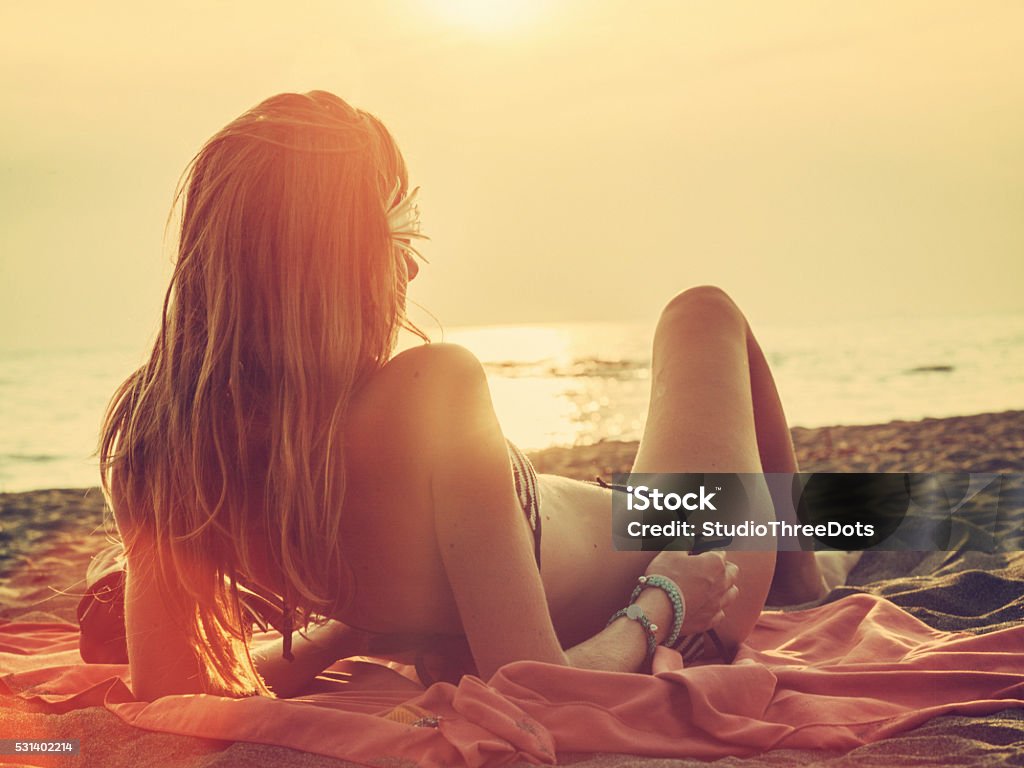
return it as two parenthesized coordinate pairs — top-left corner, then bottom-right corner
(629, 575), (685, 648)
(607, 603), (659, 660)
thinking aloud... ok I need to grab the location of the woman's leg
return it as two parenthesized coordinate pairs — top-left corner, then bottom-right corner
(746, 313), (862, 603)
(631, 286), (822, 652)
(746, 324), (837, 604)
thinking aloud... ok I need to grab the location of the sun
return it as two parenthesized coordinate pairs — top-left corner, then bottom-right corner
(428, 0), (547, 35)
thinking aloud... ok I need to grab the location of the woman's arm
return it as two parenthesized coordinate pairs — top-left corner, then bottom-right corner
(564, 589), (672, 671)
(427, 346), (568, 677)
(424, 345), (737, 678)
(125, 548), (371, 699)
(121, 545), (205, 699)
(251, 621), (370, 698)
(566, 550), (738, 671)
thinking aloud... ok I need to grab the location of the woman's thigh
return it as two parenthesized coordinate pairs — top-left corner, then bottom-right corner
(635, 286), (761, 474)
(633, 286), (776, 652)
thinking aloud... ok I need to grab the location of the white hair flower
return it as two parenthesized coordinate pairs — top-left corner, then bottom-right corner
(385, 181), (429, 263)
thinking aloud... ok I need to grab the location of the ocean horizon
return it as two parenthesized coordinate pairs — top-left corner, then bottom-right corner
(2, 312), (1023, 493)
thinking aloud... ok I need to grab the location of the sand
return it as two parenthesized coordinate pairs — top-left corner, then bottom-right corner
(1, 410), (1023, 767)
(529, 409), (1024, 479)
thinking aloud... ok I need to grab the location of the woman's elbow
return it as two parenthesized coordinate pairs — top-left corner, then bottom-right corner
(129, 661), (205, 700)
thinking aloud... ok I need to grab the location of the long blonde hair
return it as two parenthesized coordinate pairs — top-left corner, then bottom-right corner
(100, 91), (419, 695)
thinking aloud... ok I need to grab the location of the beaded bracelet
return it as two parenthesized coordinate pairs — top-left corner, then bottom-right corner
(629, 575), (685, 648)
(607, 603), (659, 660)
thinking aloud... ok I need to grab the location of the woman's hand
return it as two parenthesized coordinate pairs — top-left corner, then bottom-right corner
(644, 551), (739, 636)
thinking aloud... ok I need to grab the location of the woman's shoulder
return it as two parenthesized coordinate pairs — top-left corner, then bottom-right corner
(382, 342), (486, 380)
(353, 343), (487, 415)
(347, 343), (495, 458)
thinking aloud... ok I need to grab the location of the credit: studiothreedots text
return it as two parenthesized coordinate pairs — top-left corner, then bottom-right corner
(610, 473), (1020, 553)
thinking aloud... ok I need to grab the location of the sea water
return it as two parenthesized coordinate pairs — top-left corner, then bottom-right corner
(2, 313), (1022, 492)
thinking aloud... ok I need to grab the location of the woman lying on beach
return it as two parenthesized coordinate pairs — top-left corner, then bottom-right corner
(98, 90), (856, 700)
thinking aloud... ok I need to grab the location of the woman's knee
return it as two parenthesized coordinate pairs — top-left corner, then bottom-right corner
(658, 285), (744, 328)
(654, 286), (747, 350)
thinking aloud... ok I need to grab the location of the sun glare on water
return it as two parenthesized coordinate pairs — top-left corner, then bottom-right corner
(427, 0), (547, 35)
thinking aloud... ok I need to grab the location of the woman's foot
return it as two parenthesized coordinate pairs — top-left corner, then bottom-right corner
(816, 550), (864, 592)
(767, 551), (827, 606)
(766, 550), (863, 606)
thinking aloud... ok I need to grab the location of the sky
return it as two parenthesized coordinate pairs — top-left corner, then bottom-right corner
(2, 1), (1022, 352)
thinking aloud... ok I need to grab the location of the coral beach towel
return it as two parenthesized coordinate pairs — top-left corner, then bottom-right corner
(2, 594), (1023, 766)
